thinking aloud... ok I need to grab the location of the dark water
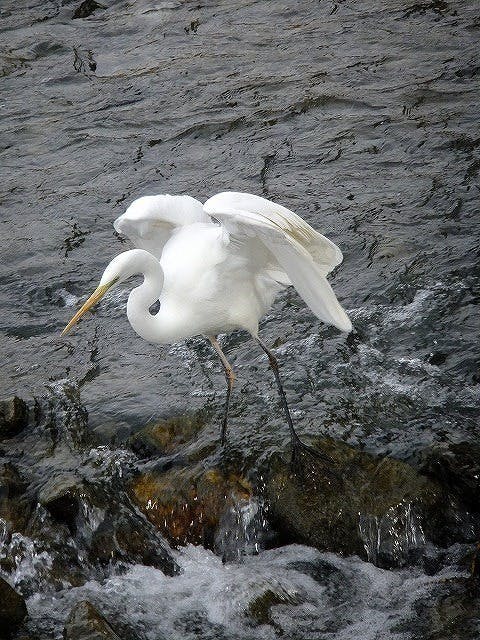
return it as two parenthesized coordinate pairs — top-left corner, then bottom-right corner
(1, 0), (479, 638)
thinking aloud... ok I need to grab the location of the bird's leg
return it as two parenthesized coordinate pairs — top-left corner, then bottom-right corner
(255, 337), (297, 444)
(255, 336), (333, 466)
(208, 336), (235, 446)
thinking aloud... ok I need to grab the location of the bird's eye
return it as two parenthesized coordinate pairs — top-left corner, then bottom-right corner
(149, 300), (160, 314)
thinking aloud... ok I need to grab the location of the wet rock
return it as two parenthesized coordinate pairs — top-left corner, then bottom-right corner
(0, 397), (28, 439)
(36, 474), (178, 576)
(35, 383), (90, 450)
(21, 505), (89, 592)
(72, 0), (105, 20)
(91, 420), (133, 446)
(411, 577), (480, 640)
(127, 412), (206, 459)
(0, 463), (32, 536)
(427, 351), (448, 365)
(264, 438), (467, 567)
(418, 441), (480, 512)
(87, 503), (178, 576)
(471, 543), (480, 579)
(38, 474), (83, 535)
(129, 464), (252, 548)
(214, 496), (273, 562)
(0, 576), (27, 636)
(247, 587), (301, 628)
(63, 600), (120, 640)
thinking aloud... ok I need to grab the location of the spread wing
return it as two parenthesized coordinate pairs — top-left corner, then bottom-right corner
(203, 191), (352, 332)
(114, 194), (211, 259)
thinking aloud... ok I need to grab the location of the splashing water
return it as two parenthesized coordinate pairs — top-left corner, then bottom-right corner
(21, 543), (469, 640)
(359, 502), (426, 568)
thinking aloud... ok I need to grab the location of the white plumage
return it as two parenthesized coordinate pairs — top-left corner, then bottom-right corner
(110, 191), (351, 342)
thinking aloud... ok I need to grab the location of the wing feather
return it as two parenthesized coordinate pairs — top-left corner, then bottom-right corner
(204, 191), (351, 332)
(205, 192), (343, 274)
(114, 194), (210, 259)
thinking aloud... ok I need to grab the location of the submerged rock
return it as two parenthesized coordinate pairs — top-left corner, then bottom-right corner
(247, 587), (301, 628)
(127, 412), (209, 459)
(0, 576), (27, 636)
(0, 463), (33, 537)
(72, 0), (105, 20)
(129, 464), (252, 548)
(419, 441), (480, 512)
(411, 577), (480, 640)
(91, 420), (133, 446)
(264, 438), (470, 567)
(0, 397), (28, 439)
(63, 600), (120, 640)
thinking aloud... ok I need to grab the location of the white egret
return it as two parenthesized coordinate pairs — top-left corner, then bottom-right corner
(62, 191), (352, 458)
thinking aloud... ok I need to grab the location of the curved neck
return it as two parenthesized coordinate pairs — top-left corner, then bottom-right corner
(126, 253), (178, 344)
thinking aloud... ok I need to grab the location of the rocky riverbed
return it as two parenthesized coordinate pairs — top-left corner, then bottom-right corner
(1, 0), (479, 638)
(1, 393), (479, 638)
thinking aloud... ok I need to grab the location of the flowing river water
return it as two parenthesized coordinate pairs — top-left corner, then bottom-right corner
(1, 1), (479, 638)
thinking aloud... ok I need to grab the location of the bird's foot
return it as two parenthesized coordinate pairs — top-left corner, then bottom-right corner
(289, 434), (342, 484)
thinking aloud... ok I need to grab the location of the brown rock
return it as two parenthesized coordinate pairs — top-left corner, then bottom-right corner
(129, 464), (252, 548)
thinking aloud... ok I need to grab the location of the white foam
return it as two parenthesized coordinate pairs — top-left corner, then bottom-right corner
(58, 289), (79, 307)
(21, 544), (466, 640)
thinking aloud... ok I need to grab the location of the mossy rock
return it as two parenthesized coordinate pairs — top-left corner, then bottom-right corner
(127, 413), (210, 459)
(264, 437), (465, 567)
(129, 464), (252, 548)
(247, 587), (301, 627)
(63, 600), (120, 640)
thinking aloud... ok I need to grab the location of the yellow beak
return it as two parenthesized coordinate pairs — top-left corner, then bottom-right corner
(61, 279), (117, 336)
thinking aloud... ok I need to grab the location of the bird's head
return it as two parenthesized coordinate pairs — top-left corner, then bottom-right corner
(61, 250), (158, 335)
